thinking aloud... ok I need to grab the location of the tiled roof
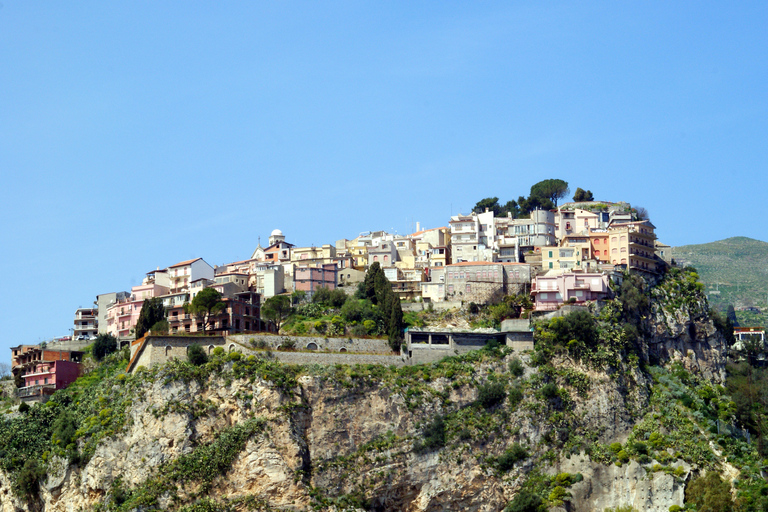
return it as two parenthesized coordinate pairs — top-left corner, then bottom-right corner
(168, 258), (202, 268)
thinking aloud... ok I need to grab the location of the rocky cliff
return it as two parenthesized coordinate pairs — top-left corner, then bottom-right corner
(0, 272), (738, 512)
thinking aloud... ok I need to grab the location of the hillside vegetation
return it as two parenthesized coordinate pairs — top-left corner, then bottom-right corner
(672, 237), (768, 326)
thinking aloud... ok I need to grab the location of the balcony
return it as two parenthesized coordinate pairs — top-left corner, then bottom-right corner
(17, 384), (56, 399)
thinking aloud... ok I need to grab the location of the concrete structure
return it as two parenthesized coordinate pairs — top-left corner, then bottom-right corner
(73, 308), (98, 340)
(507, 209), (557, 253)
(18, 359), (81, 402)
(734, 327), (765, 344)
(443, 261), (532, 304)
(368, 240), (397, 267)
(291, 244), (336, 266)
(293, 263), (337, 297)
(105, 274), (170, 338)
(403, 319), (534, 365)
(531, 272), (611, 311)
(10, 345), (84, 397)
(96, 291), (130, 334)
(166, 290), (262, 335)
(167, 258), (215, 294)
(449, 211), (495, 263)
(607, 220), (660, 274)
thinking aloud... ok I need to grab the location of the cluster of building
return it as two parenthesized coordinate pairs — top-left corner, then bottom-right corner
(9, 199), (676, 402)
(69, 200), (672, 342)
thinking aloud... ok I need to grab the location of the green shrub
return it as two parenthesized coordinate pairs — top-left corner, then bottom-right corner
(18, 402), (30, 414)
(414, 415), (446, 454)
(93, 333), (118, 361)
(509, 358), (525, 377)
(213, 347), (225, 356)
(540, 382), (559, 400)
(669, 505), (682, 512)
(477, 382), (507, 409)
(617, 450), (630, 463)
(250, 338), (268, 349)
(504, 489), (543, 512)
(17, 458), (45, 498)
(508, 387), (524, 408)
(363, 320), (377, 334)
(496, 443), (528, 471)
(314, 320), (327, 334)
(609, 442), (622, 454)
(187, 344), (208, 366)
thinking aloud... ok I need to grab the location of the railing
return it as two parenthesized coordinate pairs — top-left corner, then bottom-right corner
(17, 384), (55, 398)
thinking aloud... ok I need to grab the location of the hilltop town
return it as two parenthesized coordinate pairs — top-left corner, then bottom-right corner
(9, 180), (681, 401)
(4, 182), (768, 512)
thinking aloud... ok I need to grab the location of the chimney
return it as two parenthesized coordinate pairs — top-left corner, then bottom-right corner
(416, 221), (421, 232)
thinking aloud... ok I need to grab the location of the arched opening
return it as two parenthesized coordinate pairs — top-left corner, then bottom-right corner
(306, 342), (319, 350)
(208, 345), (215, 355)
(339, 347), (347, 353)
(228, 344), (236, 353)
(165, 346), (172, 357)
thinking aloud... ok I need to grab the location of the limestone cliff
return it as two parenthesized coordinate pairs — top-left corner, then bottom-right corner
(0, 271), (736, 512)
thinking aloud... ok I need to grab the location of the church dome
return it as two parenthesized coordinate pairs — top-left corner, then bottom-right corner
(271, 229), (284, 237)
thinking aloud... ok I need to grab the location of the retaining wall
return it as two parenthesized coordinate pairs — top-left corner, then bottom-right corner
(227, 334), (392, 354)
(269, 351), (405, 367)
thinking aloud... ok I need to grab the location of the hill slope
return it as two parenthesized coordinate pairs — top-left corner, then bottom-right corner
(672, 237), (768, 319)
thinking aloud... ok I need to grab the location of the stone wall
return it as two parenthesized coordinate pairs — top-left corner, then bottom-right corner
(226, 334), (392, 354)
(270, 351), (405, 367)
(131, 336), (227, 371)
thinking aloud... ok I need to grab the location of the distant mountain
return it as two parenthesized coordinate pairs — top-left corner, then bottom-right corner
(672, 237), (768, 323)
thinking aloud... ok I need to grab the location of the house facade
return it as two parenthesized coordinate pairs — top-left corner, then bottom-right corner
(18, 359), (81, 402)
(73, 308), (98, 340)
(294, 263), (337, 295)
(531, 272), (611, 311)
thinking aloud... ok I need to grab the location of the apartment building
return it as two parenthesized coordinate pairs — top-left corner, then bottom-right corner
(531, 272), (611, 311)
(73, 308), (98, 340)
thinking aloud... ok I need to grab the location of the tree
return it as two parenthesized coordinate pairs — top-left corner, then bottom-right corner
(364, 262), (383, 303)
(529, 179), (569, 207)
(187, 343), (208, 366)
(634, 206), (649, 220)
(184, 288), (226, 334)
(502, 199), (520, 218)
(472, 197), (503, 216)
(135, 297), (166, 339)
(0, 362), (10, 380)
(92, 333), (118, 361)
(685, 472), (733, 512)
(727, 305), (738, 326)
(573, 188), (594, 202)
(388, 295), (404, 351)
(262, 295), (293, 333)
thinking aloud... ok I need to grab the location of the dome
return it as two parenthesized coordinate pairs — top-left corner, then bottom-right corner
(270, 229), (284, 237)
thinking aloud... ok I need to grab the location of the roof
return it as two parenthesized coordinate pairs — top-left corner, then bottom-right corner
(447, 261), (529, 267)
(168, 258), (203, 268)
(409, 226), (447, 237)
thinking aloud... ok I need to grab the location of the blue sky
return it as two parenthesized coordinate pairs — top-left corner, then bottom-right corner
(1, 2), (766, 358)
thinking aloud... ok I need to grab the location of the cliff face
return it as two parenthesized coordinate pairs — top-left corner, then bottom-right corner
(0, 350), (702, 512)
(644, 277), (728, 383)
(0, 279), (733, 512)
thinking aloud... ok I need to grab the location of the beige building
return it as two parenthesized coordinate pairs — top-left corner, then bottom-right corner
(607, 220), (660, 273)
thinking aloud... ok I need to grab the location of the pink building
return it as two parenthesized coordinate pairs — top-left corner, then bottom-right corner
(18, 359), (82, 402)
(294, 263), (337, 295)
(531, 272), (611, 311)
(106, 280), (170, 338)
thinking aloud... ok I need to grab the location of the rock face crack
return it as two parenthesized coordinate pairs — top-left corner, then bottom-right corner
(291, 385), (313, 485)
